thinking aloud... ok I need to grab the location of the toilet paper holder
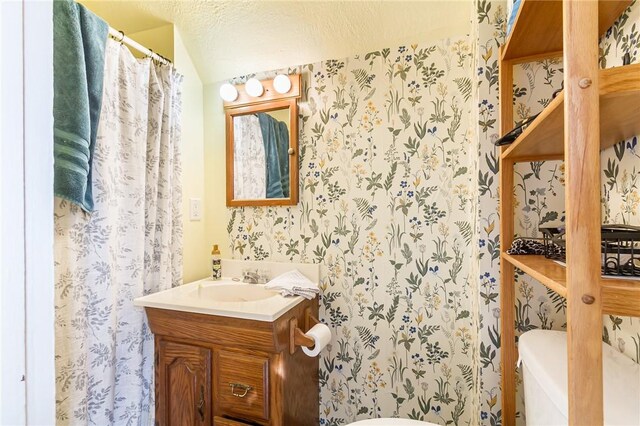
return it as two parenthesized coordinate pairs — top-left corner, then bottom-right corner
(289, 307), (320, 355)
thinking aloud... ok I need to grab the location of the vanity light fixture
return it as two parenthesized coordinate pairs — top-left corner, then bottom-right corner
(273, 74), (292, 94)
(245, 78), (264, 97)
(219, 83), (238, 102)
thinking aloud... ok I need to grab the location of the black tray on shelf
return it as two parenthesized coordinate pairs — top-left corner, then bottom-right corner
(540, 224), (640, 277)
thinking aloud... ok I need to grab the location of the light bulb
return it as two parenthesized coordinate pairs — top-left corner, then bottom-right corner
(273, 74), (292, 94)
(245, 78), (264, 97)
(219, 83), (238, 102)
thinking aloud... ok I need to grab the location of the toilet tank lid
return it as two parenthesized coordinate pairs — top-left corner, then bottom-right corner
(519, 330), (640, 423)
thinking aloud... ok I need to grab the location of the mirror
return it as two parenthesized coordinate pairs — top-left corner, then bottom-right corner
(224, 75), (300, 207)
(232, 107), (292, 200)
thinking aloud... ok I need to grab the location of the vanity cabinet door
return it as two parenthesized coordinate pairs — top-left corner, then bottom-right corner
(156, 339), (212, 426)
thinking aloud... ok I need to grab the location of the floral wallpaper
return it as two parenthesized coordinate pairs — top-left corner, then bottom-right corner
(474, 2), (509, 423)
(600, 0), (640, 363)
(475, 0), (640, 424)
(227, 37), (480, 425)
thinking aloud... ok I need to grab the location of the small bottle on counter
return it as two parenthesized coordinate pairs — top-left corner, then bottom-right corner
(211, 244), (221, 280)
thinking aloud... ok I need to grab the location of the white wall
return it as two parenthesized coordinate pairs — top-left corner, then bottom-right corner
(1, 1), (27, 422)
(1, 0), (55, 423)
(203, 82), (230, 258)
(173, 28), (210, 283)
(23, 2), (55, 422)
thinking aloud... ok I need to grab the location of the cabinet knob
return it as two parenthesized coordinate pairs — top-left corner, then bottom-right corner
(288, 148), (295, 155)
(229, 382), (253, 398)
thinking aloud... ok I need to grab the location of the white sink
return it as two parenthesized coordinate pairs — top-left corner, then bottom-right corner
(189, 284), (279, 302)
(133, 279), (303, 322)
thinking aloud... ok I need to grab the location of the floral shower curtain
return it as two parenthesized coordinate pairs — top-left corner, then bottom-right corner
(54, 39), (183, 425)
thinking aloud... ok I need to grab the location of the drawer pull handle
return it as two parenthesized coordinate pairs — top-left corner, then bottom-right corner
(229, 383), (252, 398)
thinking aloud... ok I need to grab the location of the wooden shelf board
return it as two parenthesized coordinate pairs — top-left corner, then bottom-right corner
(501, 0), (632, 61)
(502, 253), (640, 317)
(501, 63), (640, 163)
(502, 253), (568, 297)
(601, 277), (640, 317)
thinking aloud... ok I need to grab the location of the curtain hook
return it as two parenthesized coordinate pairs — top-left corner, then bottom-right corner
(148, 49), (162, 65)
(118, 30), (125, 45)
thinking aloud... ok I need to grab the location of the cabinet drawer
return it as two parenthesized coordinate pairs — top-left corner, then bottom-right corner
(216, 350), (269, 422)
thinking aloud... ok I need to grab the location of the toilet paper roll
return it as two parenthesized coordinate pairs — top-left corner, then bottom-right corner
(301, 323), (332, 357)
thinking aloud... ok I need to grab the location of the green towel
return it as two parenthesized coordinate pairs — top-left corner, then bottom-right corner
(53, 0), (108, 212)
(258, 113), (285, 199)
(276, 120), (290, 198)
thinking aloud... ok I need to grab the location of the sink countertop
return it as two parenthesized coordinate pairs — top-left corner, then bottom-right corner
(133, 278), (306, 322)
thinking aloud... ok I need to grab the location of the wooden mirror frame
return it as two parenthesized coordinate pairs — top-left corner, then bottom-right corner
(224, 74), (301, 207)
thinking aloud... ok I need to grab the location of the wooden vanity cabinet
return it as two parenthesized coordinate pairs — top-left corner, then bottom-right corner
(147, 299), (319, 426)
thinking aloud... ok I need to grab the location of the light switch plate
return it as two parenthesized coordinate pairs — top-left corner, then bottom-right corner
(190, 198), (202, 221)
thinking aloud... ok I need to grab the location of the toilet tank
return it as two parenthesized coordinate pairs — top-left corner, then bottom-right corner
(519, 330), (640, 425)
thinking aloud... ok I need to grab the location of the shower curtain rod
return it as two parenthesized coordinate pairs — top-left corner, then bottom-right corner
(108, 27), (171, 65)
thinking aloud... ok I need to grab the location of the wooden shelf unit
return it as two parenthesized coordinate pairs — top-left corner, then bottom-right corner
(498, 1), (637, 425)
(501, 0), (630, 62)
(501, 63), (640, 162)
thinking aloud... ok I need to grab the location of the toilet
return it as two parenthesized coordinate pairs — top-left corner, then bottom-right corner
(519, 330), (640, 425)
(347, 420), (438, 426)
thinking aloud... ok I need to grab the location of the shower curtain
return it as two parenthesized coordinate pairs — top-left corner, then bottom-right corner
(54, 39), (182, 425)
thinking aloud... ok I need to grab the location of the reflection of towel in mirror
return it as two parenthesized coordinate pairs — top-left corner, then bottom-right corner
(276, 121), (290, 198)
(258, 113), (284, 198)
(233, 115), (267, 199)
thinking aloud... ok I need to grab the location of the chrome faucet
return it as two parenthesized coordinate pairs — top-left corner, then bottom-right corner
(241, 269), (270, 284)
(242, 270), (260, 284)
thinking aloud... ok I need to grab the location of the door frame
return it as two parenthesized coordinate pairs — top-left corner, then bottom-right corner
(0, 0), (55, 424)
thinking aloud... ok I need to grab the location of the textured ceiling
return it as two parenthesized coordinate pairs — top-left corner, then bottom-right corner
(81, 1), (472, 84)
